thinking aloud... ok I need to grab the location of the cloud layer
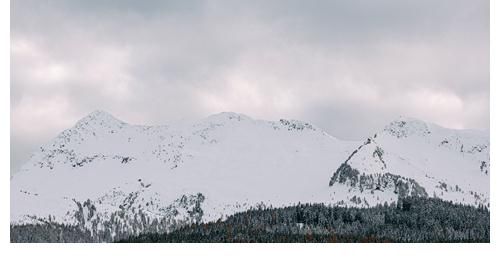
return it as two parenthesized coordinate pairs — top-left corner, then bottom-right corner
(11, 0), (489, 172)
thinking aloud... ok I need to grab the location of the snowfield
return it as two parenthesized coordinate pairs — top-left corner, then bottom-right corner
(10, 111), (490, 240)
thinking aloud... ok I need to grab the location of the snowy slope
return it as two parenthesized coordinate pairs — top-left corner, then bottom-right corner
(11, 111), (489, 240)
(11, 110), (358, 239)
(329, 117), (490, 207)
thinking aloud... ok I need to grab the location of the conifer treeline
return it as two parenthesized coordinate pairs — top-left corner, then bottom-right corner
(11, 197), (489, 243)
(120, 197), (489, 243)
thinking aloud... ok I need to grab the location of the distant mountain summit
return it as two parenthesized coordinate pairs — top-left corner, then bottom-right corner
(330, 116), (489, 206)
(11, 111), (489, 241)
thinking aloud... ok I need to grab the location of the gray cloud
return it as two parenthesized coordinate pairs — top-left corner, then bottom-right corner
(11, 0), (489, 172)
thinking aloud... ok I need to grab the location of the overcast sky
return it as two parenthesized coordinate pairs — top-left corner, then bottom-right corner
(11, 0), (489, 172)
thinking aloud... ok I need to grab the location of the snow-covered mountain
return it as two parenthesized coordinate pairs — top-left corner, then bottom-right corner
(329, 117), (489, 207)
(10, 111), (489, 241)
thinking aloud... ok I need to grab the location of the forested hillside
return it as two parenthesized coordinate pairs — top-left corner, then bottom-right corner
(119, 197), (489, 243)
(11, 197), (489, 243)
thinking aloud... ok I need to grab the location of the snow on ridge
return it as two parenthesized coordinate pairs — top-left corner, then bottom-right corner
(11, 110), (358, 233)
(11, 111), (490, 240)
(203, 112), (254, 123)
(382, 116), (432, 139)
(382, 116), (489, 141)
(330, 116), (490, 208)
(75, 110), (127, 129)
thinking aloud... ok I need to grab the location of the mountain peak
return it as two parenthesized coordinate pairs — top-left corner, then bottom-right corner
(204, 112), (253, 123)
(74, 110), (127, 131)
(382, 116), (431, 138)
(86, 110), (118, 119)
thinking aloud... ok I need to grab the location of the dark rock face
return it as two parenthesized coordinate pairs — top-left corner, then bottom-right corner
(329, 163), (428, 198)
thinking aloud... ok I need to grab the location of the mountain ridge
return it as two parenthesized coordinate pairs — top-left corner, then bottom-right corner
(11, 110), (489, 241)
